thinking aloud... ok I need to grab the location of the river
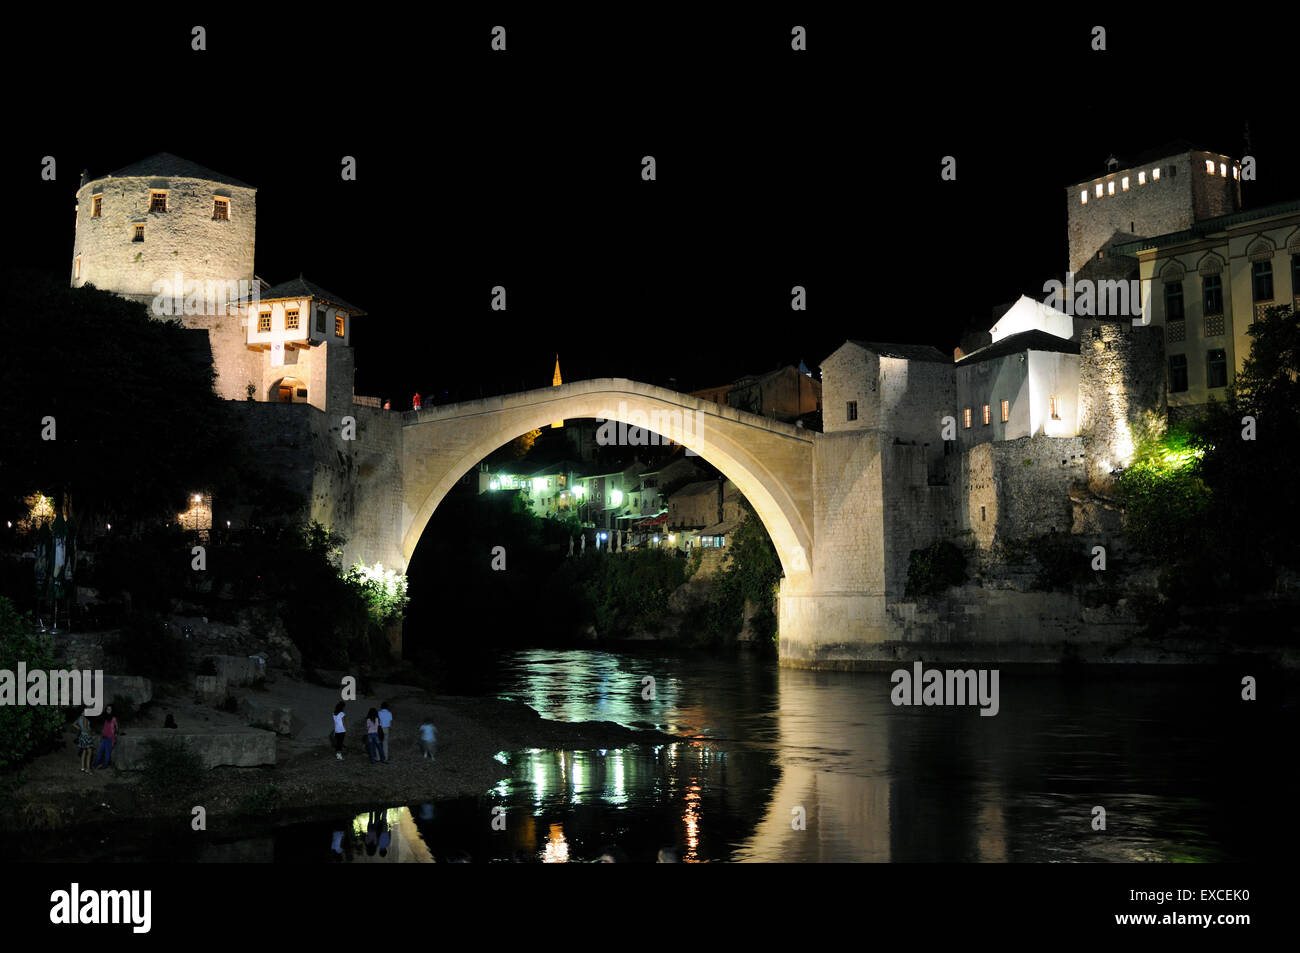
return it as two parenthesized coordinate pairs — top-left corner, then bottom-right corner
(11, 647), (1293, 862)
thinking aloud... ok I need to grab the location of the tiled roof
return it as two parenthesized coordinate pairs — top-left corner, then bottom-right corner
(846, 341), (950, 363)
(956, 330), (1080, 366)
(98, 152), (254, 189)
(254, 276), (365, 314)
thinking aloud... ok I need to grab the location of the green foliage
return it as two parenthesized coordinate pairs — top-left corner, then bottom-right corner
(138, 737), (204, 795)
(684, 547), (704, 580)
(685, 504), (782, 645)
(113, 611), (189, 682)
(0, 597), (66, 770)
(904, 539), (966, 598)
(348, 562), (410, 626)
(553, 549), (686, 636)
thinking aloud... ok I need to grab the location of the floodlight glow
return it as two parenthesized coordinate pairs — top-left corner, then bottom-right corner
(610, 490), (623, 506)
(533, 478), (547, 493)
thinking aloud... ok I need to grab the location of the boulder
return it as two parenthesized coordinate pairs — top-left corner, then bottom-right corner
(194, 675), (229, 705)
(202, 654), (266, 687)
(113, 730), (276, 769)
(241, 696), (293, 735)
(103, 675), (153, 708)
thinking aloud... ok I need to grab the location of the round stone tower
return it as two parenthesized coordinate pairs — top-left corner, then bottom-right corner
(71, 152), (256, 307)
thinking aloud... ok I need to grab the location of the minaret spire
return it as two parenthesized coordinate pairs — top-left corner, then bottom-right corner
(551, 354), (563, 429)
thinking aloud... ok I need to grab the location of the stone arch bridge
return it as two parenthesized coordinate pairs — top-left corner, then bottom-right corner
(342, 378), (901, 666)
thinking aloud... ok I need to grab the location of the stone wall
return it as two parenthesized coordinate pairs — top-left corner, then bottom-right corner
(1077, 322), (1166, 482)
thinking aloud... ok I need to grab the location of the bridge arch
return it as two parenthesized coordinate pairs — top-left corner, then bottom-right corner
(400, 379), (815, 588)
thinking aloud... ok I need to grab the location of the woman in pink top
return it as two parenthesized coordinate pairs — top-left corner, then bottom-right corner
(92, 705), (119, 770)
(365, 708), (382, 763)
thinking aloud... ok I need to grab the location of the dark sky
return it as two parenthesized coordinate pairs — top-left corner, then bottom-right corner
(7, 13), (1298, 403)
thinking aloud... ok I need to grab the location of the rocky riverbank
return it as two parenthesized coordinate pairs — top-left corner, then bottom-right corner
(0, 671), (680, 837)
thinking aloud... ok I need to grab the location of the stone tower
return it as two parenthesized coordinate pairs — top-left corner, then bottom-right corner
(1065, 142), (1241, 276)
(72, 153), (256, 304)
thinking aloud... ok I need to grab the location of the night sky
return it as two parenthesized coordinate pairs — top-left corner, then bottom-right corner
(7, 14), (1298, 404)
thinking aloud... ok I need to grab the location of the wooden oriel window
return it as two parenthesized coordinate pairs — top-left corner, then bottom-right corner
(286, 308), (299, 330)
(1000, 399), (1009, 422)
(982, 404), (991, 425)
(963, 408), (972, 428)
(258, 311), (272, 333)
(213, 198), (230, 220)
(149, 191), (167, 212)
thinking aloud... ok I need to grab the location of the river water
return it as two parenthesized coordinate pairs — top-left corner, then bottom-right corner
(10, 647), (1293, 862)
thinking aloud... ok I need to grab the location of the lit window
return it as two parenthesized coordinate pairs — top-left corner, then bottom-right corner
(1233, 165), (1239, 180)
(149, 191), (167, 212)
(1220, 162), (1227, 177)
(1107, 181), (1115, 195)
(286, 308), (299, 330)
(1049, 396), (1060, 420)
(1095, 183), (1103, 198)
(92, 194), (102, 217)
(1121, 176), (1130, 191)
(982, 404), (991, 425)
(963, 408), (972, 429)
(213, 198), (230, 220)
(258, 312), (271, 333)
(132, 224), (144, 242)
(1000, 399), (1009, 423)
(1206, 159), (1216, 174)
(335, 315), (345, 337)
(846, 400), (857, 421)
(1152, 167), (1160, 180)
(74, 256), (80, 279)
(1080, 190), (1088, 205)
(1138, 171), (1146, 185)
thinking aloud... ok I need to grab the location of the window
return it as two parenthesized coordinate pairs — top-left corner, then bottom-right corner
(1138, 171), (1146, 185)
(1252, 260), (1273, 302)
(258, 312), (271, 333)
(1049, 396), (1060, 420)
(1121, 176), (1130, 191)
(316, 309), (326, 333)
(92, 194), (102, 217)
(1095, 183), (1103, 198)
(286, 308), (299, 330)
(1000, 399), (1009, 422)
(1169, 354), (1188, 392)
(1233, 165), (1239, 179)
(132, 224), (144, 242)
(213, 198), (229, 220)
(1080, 190), (1088, 205)
(1220, 162), (1227, 177)
(980, 506), (986, 522)
(1107, 181), (1115, 195)
(1152, 167), (1161, 180)
(963, 408), (972, 428)
(74, 256), (80, 279)
(846, 400), (857, 422)
(982, 404), (991, 425)
(1207, 349), (1228, 389)
(335, 316), (345, 337)
(1293, 255), (1300, 296)
(1168, 165), (1176, 177)
(1206, 159), (1216, 174)
(149, 191), (167, 212)
(1164, 280), (1184, 321)
(1202, 274), (1223, 314)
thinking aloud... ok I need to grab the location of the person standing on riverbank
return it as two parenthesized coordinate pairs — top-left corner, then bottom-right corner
(419, 718), (437, 762)
(365, 707), (382, 763)
(332, 702), (347, 760)
(73, 709), (94, 773)
(378, 701), (393, 762)
(92, 705), (118, 770)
